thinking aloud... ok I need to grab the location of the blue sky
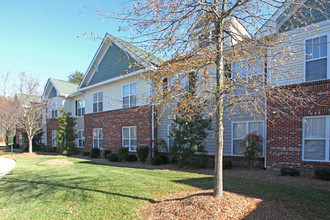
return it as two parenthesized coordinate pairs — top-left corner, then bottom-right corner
(0, 0), (130, 93)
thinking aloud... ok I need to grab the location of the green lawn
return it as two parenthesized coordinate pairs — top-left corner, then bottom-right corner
(0, 157), (329, 219)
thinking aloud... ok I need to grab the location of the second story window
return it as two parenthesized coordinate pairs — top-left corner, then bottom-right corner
(123, 82), (137, 108)
(51, 102), (58, 118)
(305, 35), (328, 82)
(93, 91), (103, 113)
(75, 99), (85, 116)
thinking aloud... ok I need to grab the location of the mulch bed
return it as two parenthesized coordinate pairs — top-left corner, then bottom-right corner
(140, 190), (303, 220)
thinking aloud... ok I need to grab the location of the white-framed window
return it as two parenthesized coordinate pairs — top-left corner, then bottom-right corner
(51, 102), (58, 118)
(19, 133), (23, 145)
(303, 116), (329, 162)
(167, 125), (174, 150)
(231, 59), (265, 94)
(305, 35), (328, 82)
(77, 130), (85, 148)
(93, 91), (103, 113)
(122, 126), (137, 151)
(52, 130), (57, 147)
(75, 99), (85, 116)
(123, 82), (137, 108)
(93, 128), (103, 149)
(232, 121), (264, 156)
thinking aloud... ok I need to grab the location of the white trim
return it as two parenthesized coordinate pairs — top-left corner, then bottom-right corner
(303, 33), (329, 83)
(231, 120), (265, 157)
(79, 68), (147, 92)
(122, 81), (138, 108)
(122, 126), (137, 152)
(42, 79), (60, 100)
(302, 116), (330, 162)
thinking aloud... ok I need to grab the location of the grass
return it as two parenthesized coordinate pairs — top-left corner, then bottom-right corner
(0, 157), (329, 219)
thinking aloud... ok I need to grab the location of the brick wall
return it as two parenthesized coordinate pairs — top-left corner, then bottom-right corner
(267, 79), (330, 172)
(84, 105), (153, 152)
(46, 118), (59, 146)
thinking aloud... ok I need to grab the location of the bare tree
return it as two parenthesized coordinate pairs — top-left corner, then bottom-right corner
(16, 72), (46, 153)
(89, 0), (328, 197)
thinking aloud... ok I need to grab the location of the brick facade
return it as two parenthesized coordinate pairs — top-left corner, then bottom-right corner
(84, 105), (153, 152)
(267, 79), (330, 172)
(46, 118), (59, 146)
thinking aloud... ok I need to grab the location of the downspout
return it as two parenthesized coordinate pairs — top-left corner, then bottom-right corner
(264, 53), (268, 169)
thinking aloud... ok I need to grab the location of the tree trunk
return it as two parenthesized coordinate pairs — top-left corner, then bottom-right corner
(213, 0), (227, 198)
(28, 136), (33, 153)
(5, 128), (9, 151)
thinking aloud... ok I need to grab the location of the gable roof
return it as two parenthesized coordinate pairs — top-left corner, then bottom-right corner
(42, 78), (79, 100)
(257, 0), (329, 36)
(78, 33), (162, 91)
(15, 93), (41, 106)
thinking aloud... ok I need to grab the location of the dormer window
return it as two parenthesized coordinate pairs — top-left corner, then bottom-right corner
(305, 35), (328, 82)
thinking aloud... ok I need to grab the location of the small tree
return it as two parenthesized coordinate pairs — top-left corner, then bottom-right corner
(170, 108), (211, 166)
(56, 107), (79, 155)
(242, 132), (262, 168)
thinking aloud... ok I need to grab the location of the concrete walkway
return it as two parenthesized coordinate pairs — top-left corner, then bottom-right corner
(0, 157), (16, 179)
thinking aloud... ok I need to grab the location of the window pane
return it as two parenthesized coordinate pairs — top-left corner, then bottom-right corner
(93, 93), (97, 102)
(305, 118), (326, 138)
(99, 129), (103, 138)
(81, 100), (86, 108)
(123, 84), (129, 96)
(233, 140), (244, 155)
(312, 37), (320, 59)
(233, 123), (246, 139)
(320, 36), (327, 57)
(123, 97), (129, 108)
(78, 108), (82, 116)
(306, 39), (313, 60)
(131, 127), (137, 138)
(249, 122), (263, 137)
(304, 140), (325, 160)
(306, 58), (327, 81)
(130, 95), (137, 107)
(130, 82), (137, 95)
(123, 128), (129, 138)
(123, 139), (129, 147)
(131, 139), (137, 151)
(93, 139), (98, 148)
(98, 102), (103, 112)
(93, 129), (98, 138)
(99, 139), (103, 148)
(93, 103), (98, 113)
(98, 92), (103, 102)
(82, 108), (85, 115)
(78, 131), (82, 138)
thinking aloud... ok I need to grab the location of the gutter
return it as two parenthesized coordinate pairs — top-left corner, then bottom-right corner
(151, 105), (155, 157)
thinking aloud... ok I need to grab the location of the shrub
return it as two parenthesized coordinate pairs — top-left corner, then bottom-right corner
(152, 155), (169, 165)
(137, 146), (149, 162)
(118, 147), (129, 161)
(104, 149), (112, 158)
(62, 150), (68, 156)
(127, 154), (138, 162)
(107, 153), (119, 162)
(90, 148), (101, 158)
(192, 156), (209, 169)
(242, 132), (262, 168)
(82, 151), (90, 156)
(315, 167), (330, 180)
(280, 167), (300, 177)
(223, 159), (232, 169)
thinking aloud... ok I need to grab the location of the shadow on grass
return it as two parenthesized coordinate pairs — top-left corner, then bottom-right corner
(2, 176), (157, 203)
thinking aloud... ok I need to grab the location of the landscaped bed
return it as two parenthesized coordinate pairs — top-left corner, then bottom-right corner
(0, 153), (329, 219)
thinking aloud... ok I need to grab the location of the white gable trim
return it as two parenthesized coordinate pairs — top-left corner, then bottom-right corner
(79, 33), (151, 90)
(78, 68), (148, 92)
(42, 79), (60, 100)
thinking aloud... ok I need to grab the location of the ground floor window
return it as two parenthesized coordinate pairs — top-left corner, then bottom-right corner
(52, 130), (57, 147)
(19, 133), (23, 145)
(93, 128), (103, 149)
(122, 126), (137, 151)
(232, 121), (264, 156)
(303, 116), (329, 162)
(77, 130), (85, 148)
